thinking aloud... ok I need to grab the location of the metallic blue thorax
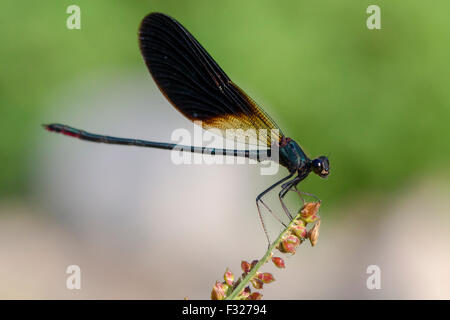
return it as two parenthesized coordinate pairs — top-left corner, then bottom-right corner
(279, 139), (309, 173)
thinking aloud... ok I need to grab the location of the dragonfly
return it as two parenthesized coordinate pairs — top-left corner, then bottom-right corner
(44, 12), (330, 243)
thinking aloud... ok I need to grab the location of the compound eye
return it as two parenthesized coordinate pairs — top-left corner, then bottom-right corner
(313, 159), (322, 169)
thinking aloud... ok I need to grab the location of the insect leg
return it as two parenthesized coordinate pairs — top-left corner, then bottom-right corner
(256, 173), (294, 246)
(278, 172), (310, 221)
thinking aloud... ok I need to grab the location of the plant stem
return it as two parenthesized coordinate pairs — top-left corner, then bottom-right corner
(226, 211), (302, 300)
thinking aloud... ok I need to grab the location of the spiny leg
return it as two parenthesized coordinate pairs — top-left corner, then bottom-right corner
(290, 185), (321, 204)
(278, 172), (310, 221)
(266, 175), (299, 222)
(278, 181), (296, 220)
(256, 173), (294, 246)
(258, 199), (286, 227)
(256, 199), (285, 247)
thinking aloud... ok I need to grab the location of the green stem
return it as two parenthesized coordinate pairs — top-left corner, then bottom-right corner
(226, 212), (302, 300)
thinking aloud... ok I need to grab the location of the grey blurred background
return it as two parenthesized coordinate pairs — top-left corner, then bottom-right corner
(0, 0), (449, 299)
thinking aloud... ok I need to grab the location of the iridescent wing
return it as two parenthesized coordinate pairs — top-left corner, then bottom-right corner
(139, 12), (283, 146)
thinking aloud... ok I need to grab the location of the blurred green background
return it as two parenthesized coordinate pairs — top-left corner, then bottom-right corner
(1, 0), (450, 299)
(1, 0), (449, 205)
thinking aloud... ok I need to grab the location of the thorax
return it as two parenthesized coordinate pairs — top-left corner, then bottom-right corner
(279, 138), (309, 173)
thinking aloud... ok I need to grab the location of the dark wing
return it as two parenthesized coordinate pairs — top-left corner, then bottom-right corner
(138, 12), (283, 146)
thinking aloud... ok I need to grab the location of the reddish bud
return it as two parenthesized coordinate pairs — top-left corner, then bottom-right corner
(241, 261), (251, 273)
(251, 260), (258, 269)
(300, 202), (321, 223)
(211, 281), (226, 300)
(272, 256), (286, 268)
(224, 268), (234, 286)
(277, 242), (287, 253)
(308, 220), (321, 247)
(291, 223), (307, 239)
(239, 286), (251, 299)
(281, 234), (300, 254)
(250, 278), (264, 289)
(257, 272), (275, 284)
(247, 292), (262, 300)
